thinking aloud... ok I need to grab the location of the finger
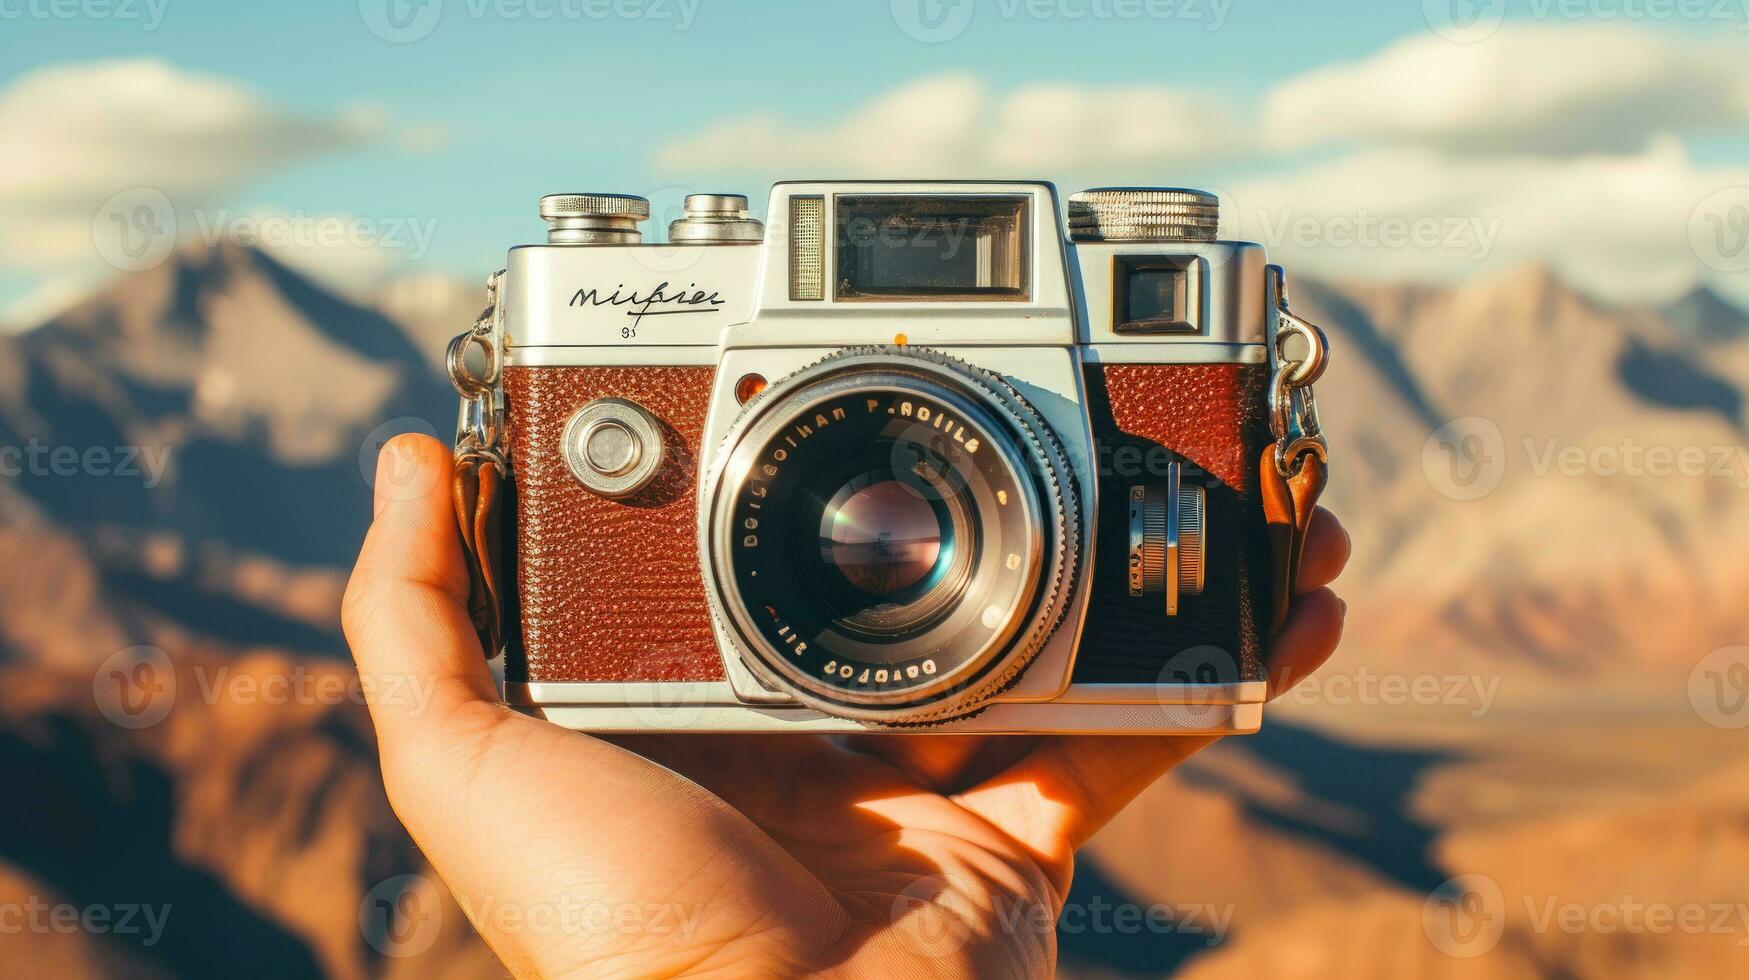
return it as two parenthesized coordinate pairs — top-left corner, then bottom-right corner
(1265, 586), (1346, 699)
(1296, 507), (1351, 593)
(950, 735), (1218, 890)
(341, 434), (498, 752)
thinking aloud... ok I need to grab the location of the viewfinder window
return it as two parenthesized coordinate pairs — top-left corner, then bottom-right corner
(835, 196), (1029, 301)
(1114, 255), (1198, 334)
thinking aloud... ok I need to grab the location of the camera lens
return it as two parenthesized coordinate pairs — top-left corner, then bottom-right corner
(701, 347), (1080, 724)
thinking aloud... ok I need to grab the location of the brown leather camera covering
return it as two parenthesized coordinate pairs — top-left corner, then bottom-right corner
(1075, 362), (1273, 683)
(503, 365), (725, 683)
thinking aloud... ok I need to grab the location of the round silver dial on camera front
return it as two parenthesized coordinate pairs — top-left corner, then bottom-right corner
(1068, 187), (1220, 243)
(540, 193), (651, 245)
(669, 193), (765, 243)
(1128, 461), (1207, 617)
(563, 398), (665, 498)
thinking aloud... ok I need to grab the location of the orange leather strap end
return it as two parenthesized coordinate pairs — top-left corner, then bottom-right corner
(1260, 446), (1327, 637)
(453, 454), (507, 659)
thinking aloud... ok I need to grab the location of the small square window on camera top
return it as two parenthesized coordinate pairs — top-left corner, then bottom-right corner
(1113, 255), (1200, 334)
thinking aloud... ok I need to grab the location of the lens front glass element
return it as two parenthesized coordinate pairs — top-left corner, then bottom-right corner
(821, 475), (949, 598)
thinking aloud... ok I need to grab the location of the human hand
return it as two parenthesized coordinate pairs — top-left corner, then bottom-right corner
(343, 434), (1349, 977)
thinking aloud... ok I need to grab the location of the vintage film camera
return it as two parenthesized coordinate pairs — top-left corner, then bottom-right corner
(446, 182), (1330, 734)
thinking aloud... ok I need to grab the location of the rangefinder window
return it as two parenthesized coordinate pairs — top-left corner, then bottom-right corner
(835, 195), (1029, 301)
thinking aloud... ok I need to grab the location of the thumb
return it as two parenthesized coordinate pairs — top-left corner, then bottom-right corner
(343, 433), (498, 756)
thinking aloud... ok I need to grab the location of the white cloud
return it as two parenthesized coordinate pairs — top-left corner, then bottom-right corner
(656, 25), (1749, 177)
(0, 59), (447, 310)
(1224, 137), (1749, 302)
(649, 24), (1749, 304)
(1262, 24), (1749, 155)
(654, 73), (1248, 176)
(0, 59), (377, 219)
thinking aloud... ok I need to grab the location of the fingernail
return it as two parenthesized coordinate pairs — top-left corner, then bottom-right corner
(1338, 598), (1348, 616)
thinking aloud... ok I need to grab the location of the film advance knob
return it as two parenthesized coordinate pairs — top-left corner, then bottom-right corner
(563, 399), (666, 498)
(1068, 187), (1221, 243)
(540, 193), (651, 244)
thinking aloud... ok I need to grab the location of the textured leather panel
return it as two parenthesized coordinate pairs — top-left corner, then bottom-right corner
(1074, 363), (1272, 683)
(503, 365), (724, 683)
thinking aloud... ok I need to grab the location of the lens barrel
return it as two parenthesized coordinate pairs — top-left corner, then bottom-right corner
(700, 347), (1079, 724)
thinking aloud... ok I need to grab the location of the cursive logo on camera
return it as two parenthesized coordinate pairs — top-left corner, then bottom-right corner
(569, 281), (727, 334)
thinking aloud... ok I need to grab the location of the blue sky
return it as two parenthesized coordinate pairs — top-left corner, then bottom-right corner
(2, 0), (1747, 320)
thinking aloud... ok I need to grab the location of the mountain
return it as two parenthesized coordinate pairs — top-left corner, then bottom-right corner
(1658, 285), (1749, 345)
(1292, 265), (1749, 680)
(0, 241), (456, 661)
